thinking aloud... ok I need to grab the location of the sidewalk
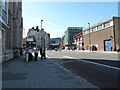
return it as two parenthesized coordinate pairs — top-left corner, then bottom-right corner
(2, 55), (97, 88)
(72, 50), (118, 54)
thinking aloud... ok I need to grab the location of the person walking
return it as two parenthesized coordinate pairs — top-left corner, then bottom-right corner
(28, 48), (33, 61)
(34, 48), (39, 61)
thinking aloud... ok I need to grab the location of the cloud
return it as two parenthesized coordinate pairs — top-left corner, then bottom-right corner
(33, 17), (59, 27)
(23, 18), (65, 38)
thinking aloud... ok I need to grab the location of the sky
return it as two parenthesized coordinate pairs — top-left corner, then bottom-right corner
(22, 1), (118, 38)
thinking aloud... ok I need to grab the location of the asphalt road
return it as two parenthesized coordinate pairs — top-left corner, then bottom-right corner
(46, 50), (120, 88)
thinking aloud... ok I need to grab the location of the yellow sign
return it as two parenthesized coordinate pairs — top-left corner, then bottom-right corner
(40, 40), (44, 43)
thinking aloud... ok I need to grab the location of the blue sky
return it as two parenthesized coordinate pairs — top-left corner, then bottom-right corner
(22, 2), (118, 38)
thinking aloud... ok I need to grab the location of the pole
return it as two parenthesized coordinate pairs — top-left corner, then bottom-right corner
(41, 20), (43, 30)
(88, 23), (91, 52)
(41, 20), (46, 59)
(40, 20), (43, 48)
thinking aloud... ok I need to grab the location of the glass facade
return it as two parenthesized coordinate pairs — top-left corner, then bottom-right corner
(64, 27), (83, 47)
(51, 38), (61, 45)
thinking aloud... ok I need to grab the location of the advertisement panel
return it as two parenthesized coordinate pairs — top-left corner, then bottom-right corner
(27, 38), (33, 42)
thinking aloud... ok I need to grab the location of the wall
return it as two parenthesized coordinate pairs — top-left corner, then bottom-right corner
(83, 26), (114, 51)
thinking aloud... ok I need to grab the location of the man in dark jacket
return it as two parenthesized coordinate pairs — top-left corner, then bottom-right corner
(40, 48), (46, 60)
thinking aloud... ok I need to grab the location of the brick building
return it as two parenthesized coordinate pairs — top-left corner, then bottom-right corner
(83, 17), (120, 51)
(73, 32), (83, 50)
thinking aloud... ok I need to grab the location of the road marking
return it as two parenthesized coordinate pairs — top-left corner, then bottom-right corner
(63, 56), (75, 59)
(80, 60), (120, 71)
(63, 56), (120, 71)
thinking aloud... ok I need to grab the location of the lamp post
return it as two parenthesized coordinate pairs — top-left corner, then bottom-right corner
(40, 19), (46, 59)
(40, 20), (43, 48)
(41, 20), (43, 30)
(88, 23), (91, 52)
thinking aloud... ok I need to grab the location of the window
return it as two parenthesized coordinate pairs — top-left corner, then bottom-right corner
(2, 0), (7, 11)
(2, 0), (8, 24)
(90, 29), (92, 33)
(92, 27), (96, 32)
(97, 24), (102, 30)
(104, 22), (110, 28)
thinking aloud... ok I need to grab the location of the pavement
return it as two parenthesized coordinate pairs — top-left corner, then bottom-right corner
(2, 54), (98, 88)
(69, 50), (118, 53)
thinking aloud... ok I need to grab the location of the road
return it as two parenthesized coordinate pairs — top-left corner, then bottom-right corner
(46, 50), (120, 88)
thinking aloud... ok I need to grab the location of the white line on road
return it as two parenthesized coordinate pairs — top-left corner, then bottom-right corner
(63, 56), (75, 59)
(63, 56), (120, 71)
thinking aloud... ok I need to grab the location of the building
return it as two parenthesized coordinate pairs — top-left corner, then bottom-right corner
(83, 17), (120, 51)
(26, 27), (50, 49)
(22, 37), (27, 49)
(45, 33), (50, 50)
(50, 37), (61, 50)
(27, 27), (38, 48)
(0, 1), (23, 63)
(64, 27), (83, 48)
(73, 32), (84, 50)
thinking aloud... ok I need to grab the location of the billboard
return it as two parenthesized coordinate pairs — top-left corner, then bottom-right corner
(27, 38), (33, 42)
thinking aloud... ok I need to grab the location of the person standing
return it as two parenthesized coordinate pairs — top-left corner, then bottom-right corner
(43, 49), (46, 59)
(40, 48), (43, 60)
(25, 48), (29, 62)
(34, 48), (39, 61)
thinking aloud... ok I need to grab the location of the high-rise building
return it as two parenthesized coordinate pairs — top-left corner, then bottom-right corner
(64, 27), (83, 48)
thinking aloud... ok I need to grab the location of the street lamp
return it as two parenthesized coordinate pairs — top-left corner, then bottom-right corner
(40, 20), (43, 47)
(40, 19), (46, 59)
(88, 23), (91, 52)
(41, 20), (43, 30)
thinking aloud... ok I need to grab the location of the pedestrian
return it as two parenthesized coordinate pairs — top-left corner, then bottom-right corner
(28, 47), (33, 61)
(43, 49), (46, 59)
(25, 48), (29, 62)
(40, 48), (46, 60)
(40, 48), (43, 60)
(34, 48), (39, 61)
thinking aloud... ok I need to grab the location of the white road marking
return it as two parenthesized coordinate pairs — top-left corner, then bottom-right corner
(80, 60), (120, 71)
(63, 56), (75, 59)
(63, 56), (120, 71)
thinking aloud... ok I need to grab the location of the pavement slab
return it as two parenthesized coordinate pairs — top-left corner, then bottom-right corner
(2, 55), (98, 88)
